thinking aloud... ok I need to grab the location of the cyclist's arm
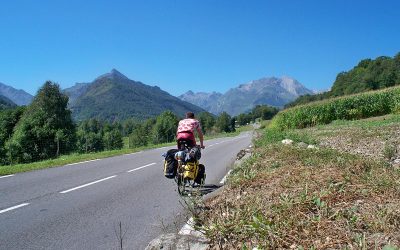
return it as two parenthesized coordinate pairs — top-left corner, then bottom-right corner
(196, 126), (205, 149)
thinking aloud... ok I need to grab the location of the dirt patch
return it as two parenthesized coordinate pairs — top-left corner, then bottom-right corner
(313, 123), (400, 163)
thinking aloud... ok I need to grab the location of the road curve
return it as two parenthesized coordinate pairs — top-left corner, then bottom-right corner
(0, 132), (252, 250)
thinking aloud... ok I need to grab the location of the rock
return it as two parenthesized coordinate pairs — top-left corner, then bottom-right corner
(307, 145), (318, 149)
(297, 142), (308, 148)
(282, 139), (293, 145)
(145, 233), (209, 250)
(236, 149), (246, 160)
(393, 158), (400, 164)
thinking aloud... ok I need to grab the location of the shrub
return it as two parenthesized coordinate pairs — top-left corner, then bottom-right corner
(270, 86), (400, 130)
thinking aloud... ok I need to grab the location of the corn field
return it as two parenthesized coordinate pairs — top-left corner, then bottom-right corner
(270, 86), (400, 130)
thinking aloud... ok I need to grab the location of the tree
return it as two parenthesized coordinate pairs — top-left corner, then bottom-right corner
(128, 118), (156, 148)
(252, 105), (279, 120)
(0, 107), (25, 165)
(122, 118), (139, 136)
(216, 112), (232, 133)
(76, 119), (104, 153)
(76, 130), (103, 153)
(236, 113), (252, 125)
(129, 124), (148, 148)
(197, 112), (215, 134)
(152, 111), (178, 144)
(6, 82), (76, 163)
(230, 117), (236, 132)
(103, 129), (123, 150)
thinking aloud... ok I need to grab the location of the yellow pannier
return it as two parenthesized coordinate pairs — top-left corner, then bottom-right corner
(183, 161), (199, 180)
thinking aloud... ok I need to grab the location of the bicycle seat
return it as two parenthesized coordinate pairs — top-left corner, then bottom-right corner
(177, 139), (194, 151)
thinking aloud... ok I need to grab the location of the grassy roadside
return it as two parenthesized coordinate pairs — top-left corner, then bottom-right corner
(197, 115), (400, 249)
(0, 125), (253, 176)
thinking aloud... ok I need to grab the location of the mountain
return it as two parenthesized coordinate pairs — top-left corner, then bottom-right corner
(179, 91), (223, 113)
(64, 69), (205, 121)
(0, 94), (17, 110)
(63, 82), (90, 105)
(0, 82), (33, 105)
(179, 76), (312, 115)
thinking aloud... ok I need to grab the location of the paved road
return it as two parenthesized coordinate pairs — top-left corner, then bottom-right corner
(0, 132), (252, 250)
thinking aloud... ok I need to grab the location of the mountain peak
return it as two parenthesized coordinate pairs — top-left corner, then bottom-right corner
(95, 69), (129, 81)
(0, 82), (33, 105)
(179, 75), (313, 115)
(110, 68), (124, 76)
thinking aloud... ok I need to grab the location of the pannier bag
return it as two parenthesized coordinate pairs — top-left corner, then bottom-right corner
(188, 147), (201, 161)
(164, 149), (179, 179)
(183, 161), (199, 180)
(194, 164), (206, 184)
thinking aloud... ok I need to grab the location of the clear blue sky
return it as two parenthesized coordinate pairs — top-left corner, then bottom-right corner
(1, 0), (399, 96)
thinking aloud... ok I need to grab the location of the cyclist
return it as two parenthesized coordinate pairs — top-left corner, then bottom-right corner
(176, 112), (205, 150)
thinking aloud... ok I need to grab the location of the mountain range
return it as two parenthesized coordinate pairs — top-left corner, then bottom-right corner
(64, 69), (205, 121)
(1, 72), (313, 120)
(0, 82), (33, 106)
(179, 76), (313, 115)
(0, 94), (17, 110)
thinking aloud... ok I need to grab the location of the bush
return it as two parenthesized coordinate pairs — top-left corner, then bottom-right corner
(270, 86), (400, 130)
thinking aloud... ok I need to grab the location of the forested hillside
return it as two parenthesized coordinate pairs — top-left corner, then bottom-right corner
(287, 52), (400, 107)
(0, 95), (17, 110)
(65, 69), (205, 121)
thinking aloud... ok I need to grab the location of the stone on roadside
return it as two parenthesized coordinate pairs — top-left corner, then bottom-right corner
(297, 142), (308, 148)
(145, 233), (209, 250)
(282, 139), (293, 145)
(307, 145), (318, 149)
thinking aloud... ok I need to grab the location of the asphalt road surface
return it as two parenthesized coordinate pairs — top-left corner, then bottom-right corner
(0, 132), (252, 250)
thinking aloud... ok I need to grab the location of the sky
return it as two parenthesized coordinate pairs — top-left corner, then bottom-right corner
(1, 0), (399, 96)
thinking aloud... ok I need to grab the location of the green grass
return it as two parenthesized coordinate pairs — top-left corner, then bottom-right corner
(0, 128), (254, 176)
(327, 113), (400, 128)
(255, 128), (318, 146)
(198, 115), (400, 249)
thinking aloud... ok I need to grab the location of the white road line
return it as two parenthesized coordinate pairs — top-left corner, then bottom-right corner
(220, 170), (232, 184)
(124, 151), (143, 156)
(60, 175), (117, 194)
(0, 203), (30, 214)
(66, 159), (101, 166)
(0, 174), (15, 179)
(127, 163), (156, 173)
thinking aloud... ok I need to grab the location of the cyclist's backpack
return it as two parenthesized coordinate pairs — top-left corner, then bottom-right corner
(183, 161), (199, 180)
(163, 149), (179, 179)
